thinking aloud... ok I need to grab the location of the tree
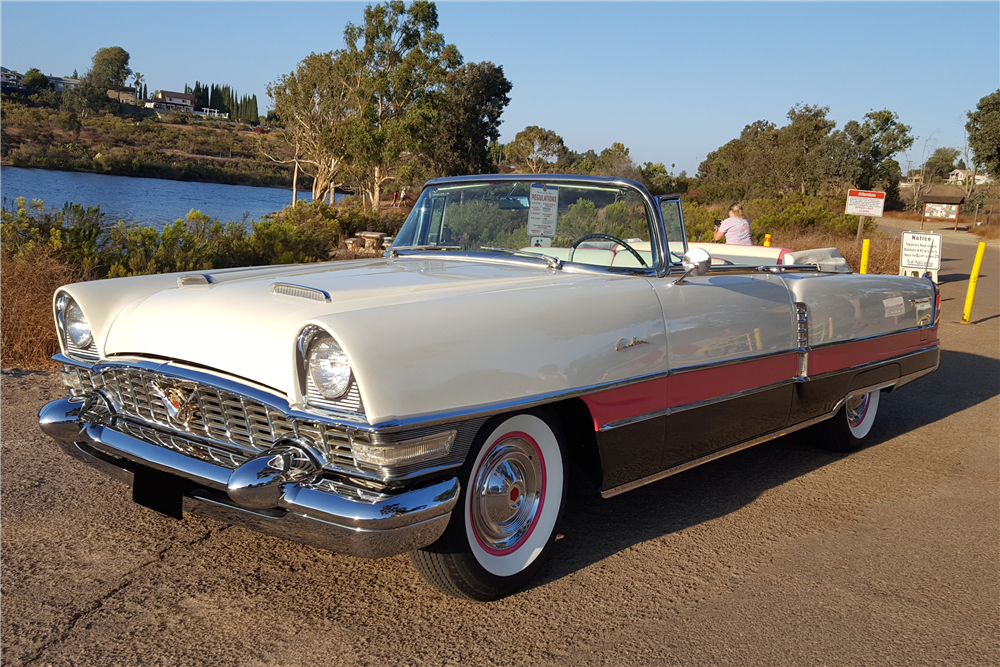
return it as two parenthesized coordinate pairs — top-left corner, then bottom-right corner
(923, 147), (960, 182)
(839, 109), (914, 190)
(86, 46), (132, 101)
(594, 142), (640, 179)
(779, 103), (836, 193)
(21, 68), (51, 94)
(506, 125), (564, 173)
(698, 120), (782, 200)
(333, 0), (462, 209)
(267, 51), (347, 204)
(132, 72), (144, 103)
(966, 90), (1000, 176)
(420, 61), (511, 176)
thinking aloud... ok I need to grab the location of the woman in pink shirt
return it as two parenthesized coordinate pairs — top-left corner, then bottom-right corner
(714, 203), (753, 245)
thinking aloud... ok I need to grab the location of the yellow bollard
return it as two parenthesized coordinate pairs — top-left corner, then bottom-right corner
(860, 238), (870, 274)
(763, 234), (771, 247)
(961, 242), (988, 324)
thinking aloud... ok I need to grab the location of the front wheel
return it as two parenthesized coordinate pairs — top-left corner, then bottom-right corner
(817, 389), (882, 452)
(410, 410), (566, 600)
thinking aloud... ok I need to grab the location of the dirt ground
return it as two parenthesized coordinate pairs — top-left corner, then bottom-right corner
(2, 223), (997, 667)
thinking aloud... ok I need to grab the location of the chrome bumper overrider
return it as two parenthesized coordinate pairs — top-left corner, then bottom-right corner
(39, 398), (460, 559)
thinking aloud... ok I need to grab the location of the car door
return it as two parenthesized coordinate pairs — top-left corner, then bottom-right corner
(652, 199), (798, 470)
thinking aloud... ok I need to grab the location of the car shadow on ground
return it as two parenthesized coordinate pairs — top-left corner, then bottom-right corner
(529, 348), (999, 591)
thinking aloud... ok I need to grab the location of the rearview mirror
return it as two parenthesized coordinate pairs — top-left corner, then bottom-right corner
(498, 196), (529, 210)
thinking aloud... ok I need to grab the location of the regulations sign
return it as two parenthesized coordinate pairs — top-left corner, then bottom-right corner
(528, 183), (559, 237)
(900, 231), (942, 271)
(845, 190), (887, 217)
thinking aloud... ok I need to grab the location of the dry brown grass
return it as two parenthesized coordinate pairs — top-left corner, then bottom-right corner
(970, 223), (1000, 242)
(1, 250), (78, 368)
(769, 229), (901, 274)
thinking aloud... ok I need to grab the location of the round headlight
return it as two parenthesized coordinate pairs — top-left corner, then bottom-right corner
(58, 293), (93, 348)
(308, 337), (352, 399)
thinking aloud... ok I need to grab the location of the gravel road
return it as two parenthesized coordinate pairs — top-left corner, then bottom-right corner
(2, 226), (997, 667)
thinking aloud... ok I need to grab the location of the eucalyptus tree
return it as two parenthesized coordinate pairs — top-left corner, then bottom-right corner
(267, 51), (348, 204)
(332, 0), (461, 209)
(506, 126), (565, 173)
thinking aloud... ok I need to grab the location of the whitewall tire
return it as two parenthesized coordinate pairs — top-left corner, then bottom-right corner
(818, 389), (882, 452)
(409, 410), (566, 601)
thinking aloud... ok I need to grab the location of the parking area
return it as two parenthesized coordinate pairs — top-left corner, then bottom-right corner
(2, 232), (997, 667)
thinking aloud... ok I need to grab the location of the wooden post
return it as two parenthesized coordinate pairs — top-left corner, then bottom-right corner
(954, 204), (962, 232)
(855, 215), (866, 247)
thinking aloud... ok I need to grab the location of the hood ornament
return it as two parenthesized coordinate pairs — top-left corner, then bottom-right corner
(150, 381), (200, 426)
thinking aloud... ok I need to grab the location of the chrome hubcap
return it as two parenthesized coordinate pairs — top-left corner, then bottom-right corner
(846, 393), (870, 428)
(471, 437), (543, 553)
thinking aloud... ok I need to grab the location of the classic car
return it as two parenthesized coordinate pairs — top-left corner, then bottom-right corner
(39, 174), (940, 601)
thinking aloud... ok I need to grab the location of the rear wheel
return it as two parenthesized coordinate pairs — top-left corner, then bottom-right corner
(410, 410), (566, 601)
(818, 389), (881, 452)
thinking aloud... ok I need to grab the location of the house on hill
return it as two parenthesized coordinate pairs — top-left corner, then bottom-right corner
(48, 76), (79, 92)
(146, 90), (195, 112)
(1, 66), (24, 93)
(107, 86), (138, 105)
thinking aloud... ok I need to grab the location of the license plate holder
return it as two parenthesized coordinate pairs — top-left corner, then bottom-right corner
(132, 464), (186, 520)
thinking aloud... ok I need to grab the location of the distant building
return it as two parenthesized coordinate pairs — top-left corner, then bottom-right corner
(146, 90), (194, 112)
(1, 66), (24, 93)
(48, 76), (79, 92)
(947, 169), (995, 186)
(106, 86), (138, 105)
(947, 169), (973, 184)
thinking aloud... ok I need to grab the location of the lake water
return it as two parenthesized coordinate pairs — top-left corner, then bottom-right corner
(0, 167), (338, 230)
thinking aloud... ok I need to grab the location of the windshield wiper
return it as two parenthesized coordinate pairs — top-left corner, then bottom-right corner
(480, 247), (563, 270)
(389, 245), (461, 257)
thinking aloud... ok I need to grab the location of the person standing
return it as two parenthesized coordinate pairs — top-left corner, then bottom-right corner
(391, 191), (398, 207)
(398, 188), (406, 208)
(714, 203), (753, 245)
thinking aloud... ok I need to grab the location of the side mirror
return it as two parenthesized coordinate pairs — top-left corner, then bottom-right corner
(674, 247), (711, 284)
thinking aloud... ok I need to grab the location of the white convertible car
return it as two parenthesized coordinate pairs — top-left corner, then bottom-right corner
(40, 175), (940, 600)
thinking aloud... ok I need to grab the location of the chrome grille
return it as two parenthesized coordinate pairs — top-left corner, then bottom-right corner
(97, 366), (365, 472)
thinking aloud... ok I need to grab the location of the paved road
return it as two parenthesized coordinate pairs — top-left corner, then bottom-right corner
(2, 231), (997, 667)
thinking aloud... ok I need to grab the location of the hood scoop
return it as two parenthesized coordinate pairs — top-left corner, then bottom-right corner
(177, 274), (214, 289)
(269, 282), (332, 303)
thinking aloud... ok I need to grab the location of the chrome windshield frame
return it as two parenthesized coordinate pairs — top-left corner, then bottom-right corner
(402, 174), (672, 278)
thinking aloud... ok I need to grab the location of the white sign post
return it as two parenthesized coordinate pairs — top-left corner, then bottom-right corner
(846, 189), (887, 246)
(900, 231), (942, 282)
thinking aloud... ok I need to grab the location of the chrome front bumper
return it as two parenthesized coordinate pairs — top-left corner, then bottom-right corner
(39, 398), (459, 559)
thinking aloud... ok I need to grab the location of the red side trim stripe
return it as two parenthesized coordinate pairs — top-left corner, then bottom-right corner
(580, 329), (937, 431)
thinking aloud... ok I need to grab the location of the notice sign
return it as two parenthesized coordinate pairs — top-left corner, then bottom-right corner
(528, 183), (559, 237)
(845, 190), (887, 217)
(900, 232), (942, 271)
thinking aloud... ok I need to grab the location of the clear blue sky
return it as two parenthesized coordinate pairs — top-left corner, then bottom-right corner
(3, 2), (997, 174)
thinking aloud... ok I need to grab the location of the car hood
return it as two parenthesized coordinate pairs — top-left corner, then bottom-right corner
(89, 256), (667, 423)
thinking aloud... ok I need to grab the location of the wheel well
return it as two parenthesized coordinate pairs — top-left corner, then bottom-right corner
(549, 398), (603, 497)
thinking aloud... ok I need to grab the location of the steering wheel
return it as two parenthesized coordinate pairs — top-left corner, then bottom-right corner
(570, 234), (648, 267)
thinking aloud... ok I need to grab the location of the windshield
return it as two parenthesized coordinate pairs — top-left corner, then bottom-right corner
(392, 180), (660, 269)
